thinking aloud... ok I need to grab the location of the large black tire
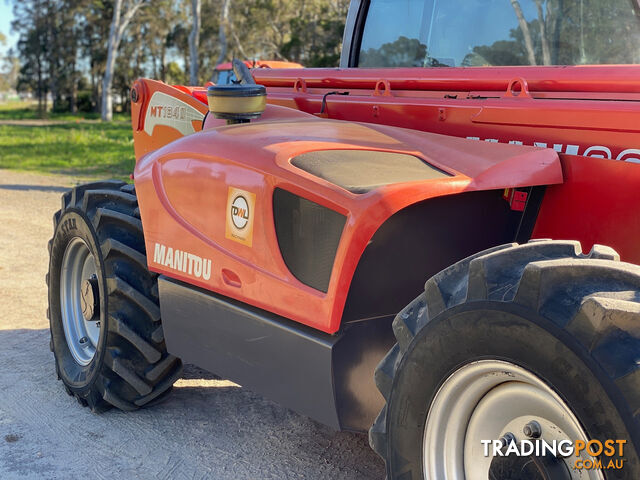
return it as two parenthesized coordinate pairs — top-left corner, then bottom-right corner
(370, 240), (640, 479)
(47, 180), (182, 412)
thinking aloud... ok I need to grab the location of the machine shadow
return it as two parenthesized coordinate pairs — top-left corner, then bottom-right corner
(0, 328), (386, 479)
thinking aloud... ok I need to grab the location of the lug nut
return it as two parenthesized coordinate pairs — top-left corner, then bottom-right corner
(499, 432), (516, 451)
(79, 336), (88, 345)
(523, 420), (542, 439)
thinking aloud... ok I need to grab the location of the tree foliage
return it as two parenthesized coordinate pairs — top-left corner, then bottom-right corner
(360, 37), (427, 68)
(464, 0), (640, 67)
(9, 0), (349, 117)
(356, 0), (639, 69)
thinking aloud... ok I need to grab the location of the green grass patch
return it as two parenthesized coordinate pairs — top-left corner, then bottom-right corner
(0, 100), (129, 122)
(0, 101), (134, 180)
(0, 121), (135, 181)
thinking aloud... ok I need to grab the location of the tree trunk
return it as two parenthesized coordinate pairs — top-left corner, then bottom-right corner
(160, 44), (167, 83)
(535, 0), (551, 65)
(133, 31), (143, 80)
(71, 51), (78, 113)
(49, 56), (58, 112)
(510, 0), (537, 66)
(36, 51), (44, 116)
(215, 0), (232, 68)
(547, 0), (561, 65)
(123, 86), (130, 113)
(189, 0), (201, 85)
(102, 0), (144, 121)
(102, 0), (123, 121)
(230, 23), (249, 60)
(91, 66), (98, 113)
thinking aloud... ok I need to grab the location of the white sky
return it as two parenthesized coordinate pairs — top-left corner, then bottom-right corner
(0, 1), (17, 57)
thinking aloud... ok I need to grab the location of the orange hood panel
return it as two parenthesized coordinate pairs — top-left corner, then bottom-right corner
(134, 118), (562, 333)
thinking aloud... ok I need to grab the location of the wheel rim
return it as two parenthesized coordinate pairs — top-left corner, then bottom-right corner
(60, 238), (101, 366)
(423, 360), (604, 480)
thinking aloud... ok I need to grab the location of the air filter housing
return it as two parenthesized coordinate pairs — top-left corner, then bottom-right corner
(207, 84), (266, 124)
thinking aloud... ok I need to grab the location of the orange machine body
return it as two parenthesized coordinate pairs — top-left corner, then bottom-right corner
(130, 65), (640, 335)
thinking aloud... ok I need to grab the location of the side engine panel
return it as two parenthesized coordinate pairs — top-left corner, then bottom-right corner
(133, 118), (561, 334)
(131, 109), (563, 431)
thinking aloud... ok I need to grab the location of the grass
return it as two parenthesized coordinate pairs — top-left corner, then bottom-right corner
(0, 101), (134, 181)
(0, 100), (129, 122)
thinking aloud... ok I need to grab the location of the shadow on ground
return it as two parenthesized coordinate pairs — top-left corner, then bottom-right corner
(0, 184), (70, 193)
(0, 328), (385, 479)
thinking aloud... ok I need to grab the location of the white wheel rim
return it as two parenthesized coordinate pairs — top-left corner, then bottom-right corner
(423, 360), (604, 480)
(60, 237), (101, 366)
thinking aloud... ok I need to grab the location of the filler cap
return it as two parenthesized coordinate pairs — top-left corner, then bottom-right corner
(207, 84), (267, 123)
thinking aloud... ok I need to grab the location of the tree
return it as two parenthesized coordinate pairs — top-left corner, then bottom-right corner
(0, 53), (20, 92)
(138, 0), (185, 83)
(12, 0), (50, 113)
(510, 0), (537, 65)
(359, 36), (427, 68)
(8, 0), (354, 115)
(78, 0), (113, 113)
(216, 0), (231, 68)
(189, 0), (201, 85)
(465, 0), (640, 67)
(102, 0), (145, 121)
(168, 22), (190, 84)
(227, 0), (349, 67)
(534, 0), (552, 65)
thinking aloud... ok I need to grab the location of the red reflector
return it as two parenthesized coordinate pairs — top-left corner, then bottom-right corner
(503, 188), (528, 211)
(511, 191), (528, 211)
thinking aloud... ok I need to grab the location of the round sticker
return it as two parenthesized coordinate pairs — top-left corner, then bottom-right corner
(230, 195), (250, 230)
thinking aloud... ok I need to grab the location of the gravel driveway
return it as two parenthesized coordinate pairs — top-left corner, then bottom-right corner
(0, 169), (385, 479)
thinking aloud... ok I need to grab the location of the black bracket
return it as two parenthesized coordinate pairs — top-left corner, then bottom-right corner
(320, 91), (350, 114)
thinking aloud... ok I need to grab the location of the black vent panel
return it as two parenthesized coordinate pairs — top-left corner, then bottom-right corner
(291, 150), (451, 194)
(273, 189), (346, 293)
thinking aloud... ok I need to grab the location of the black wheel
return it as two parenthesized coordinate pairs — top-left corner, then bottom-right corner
(370, 240), (640, 479)
(47, 180), (182, 412)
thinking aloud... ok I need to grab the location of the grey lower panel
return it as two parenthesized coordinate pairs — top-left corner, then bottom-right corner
(159, 276), (395, 431)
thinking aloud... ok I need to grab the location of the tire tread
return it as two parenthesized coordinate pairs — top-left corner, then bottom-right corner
(371, 240), (640, 473)
(49, 181), (182, 413)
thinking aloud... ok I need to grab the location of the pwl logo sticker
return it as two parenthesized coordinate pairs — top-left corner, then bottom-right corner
(231, 195), (250, 230)
(226, 187), (256, 247)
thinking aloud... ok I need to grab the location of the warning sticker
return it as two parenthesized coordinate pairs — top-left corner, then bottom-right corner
(144, 91), (204, 136)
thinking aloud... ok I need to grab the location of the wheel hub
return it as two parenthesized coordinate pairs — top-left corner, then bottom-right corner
(422, 360), (604, 480)
(489, 451), (572, 480)
(81, 275), (99, 321)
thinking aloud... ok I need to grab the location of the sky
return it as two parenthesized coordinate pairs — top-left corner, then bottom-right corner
(0, 1), (16, 57)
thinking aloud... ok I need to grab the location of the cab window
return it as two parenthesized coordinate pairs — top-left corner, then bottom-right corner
(214, 70), (237, 85)
(358, 0), (640, 67)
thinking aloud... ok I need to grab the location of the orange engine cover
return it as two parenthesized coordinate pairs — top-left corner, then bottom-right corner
(134, 117), (561, 333)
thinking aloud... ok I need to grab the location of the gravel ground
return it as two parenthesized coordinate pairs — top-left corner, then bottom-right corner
(0, 169), (385, 480)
